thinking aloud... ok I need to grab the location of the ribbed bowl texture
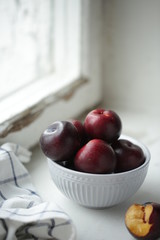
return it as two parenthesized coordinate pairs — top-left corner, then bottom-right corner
(47, 135), (150, 208)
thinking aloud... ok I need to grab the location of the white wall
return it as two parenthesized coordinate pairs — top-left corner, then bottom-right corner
(103, 0), (160, 116)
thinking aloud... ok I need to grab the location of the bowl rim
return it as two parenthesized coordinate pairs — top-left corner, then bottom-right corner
(47, 134), (150, 178)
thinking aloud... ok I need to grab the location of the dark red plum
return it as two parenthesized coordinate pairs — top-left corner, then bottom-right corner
(40, 121), (80, 162)
(112, 139), (145, 173)
(74, 139), (116, 174)
(84, 109), (122, 144)
(69, 119), (87, 146)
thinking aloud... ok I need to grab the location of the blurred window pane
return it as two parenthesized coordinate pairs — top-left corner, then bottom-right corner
(0, 0), (54, 99)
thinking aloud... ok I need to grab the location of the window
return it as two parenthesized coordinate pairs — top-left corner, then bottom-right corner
(0, 0), (103, 148)
(0, 0), (55, 100)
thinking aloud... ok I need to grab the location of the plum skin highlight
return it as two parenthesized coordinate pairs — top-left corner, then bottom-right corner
(40, 121), (80, 162)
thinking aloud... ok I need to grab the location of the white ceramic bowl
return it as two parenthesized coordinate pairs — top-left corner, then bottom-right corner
(47, 135), (150, 208)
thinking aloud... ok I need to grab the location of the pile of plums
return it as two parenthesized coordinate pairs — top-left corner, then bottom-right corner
(40, 108), (145, 174)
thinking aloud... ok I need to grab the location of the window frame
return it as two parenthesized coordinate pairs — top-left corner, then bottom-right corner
(0, 0), (103, 148)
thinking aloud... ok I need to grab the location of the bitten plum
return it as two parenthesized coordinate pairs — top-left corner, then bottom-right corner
(125, 202), (160, 240)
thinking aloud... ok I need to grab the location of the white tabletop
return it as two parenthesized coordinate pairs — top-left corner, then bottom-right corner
(26, 133), (160, 240)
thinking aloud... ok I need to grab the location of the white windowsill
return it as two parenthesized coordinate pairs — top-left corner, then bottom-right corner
(0, 69), (87, 138)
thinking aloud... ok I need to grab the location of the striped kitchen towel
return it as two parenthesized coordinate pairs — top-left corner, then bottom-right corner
(0, 143), (76, 240)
